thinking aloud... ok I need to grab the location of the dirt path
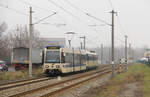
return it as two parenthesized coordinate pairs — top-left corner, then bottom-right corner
(119, 82), (143, 97)
(54, 64), (146, 97)
(55, 73), (112, 97)
(81, 72), (144, 97)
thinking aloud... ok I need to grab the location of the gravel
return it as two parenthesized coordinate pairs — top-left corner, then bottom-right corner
(55, 73), (111, 97)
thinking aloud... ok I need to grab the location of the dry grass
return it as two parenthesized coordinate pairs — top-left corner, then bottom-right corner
(32, 68), (43, 76)
(93, 63), (148, 97)
(0, 68), (43, 81)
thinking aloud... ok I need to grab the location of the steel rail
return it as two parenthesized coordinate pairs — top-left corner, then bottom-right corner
(0, 65), (110, 92)
(9, 67), (110, 97)
(40, 70), (111, 97)
(41, 66), (122, 97)
(0, 76), (45, 86)
(0, 77), (52, 91)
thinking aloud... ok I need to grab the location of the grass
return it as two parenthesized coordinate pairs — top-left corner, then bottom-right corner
(94, 63), (150, 97)
(143, 65), (150, 97)
(0, 68), (43, 81)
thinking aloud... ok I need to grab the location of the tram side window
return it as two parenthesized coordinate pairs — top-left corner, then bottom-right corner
(61, 52), (65, 63)
(74, 54), (77, 65)
(65, 53), (73, 65)
(96, 55), (98, 61)
(89, 55), (92, 61)
(93, 56), (95, 61)
(81, 55), (83, 64)
(87, 54), (89, 63)
(42, 50), (44, 65)
(78, 54), (81, 65)
(74, 54), (79, 65)
(83, 55), (86, 64)
(94, 55), (96, 61)
(92, 55), (95, 61)
(81, 55), (86, 64)
(86, 54), (89, 61)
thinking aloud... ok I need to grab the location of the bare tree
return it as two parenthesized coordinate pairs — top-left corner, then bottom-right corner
(0, 22), (9, 61)
(0, 24), (44, 62)
(9, 25), (43, 48)
(0, 22), (7, 37)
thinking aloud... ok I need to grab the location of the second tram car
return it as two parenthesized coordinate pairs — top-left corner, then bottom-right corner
(42, 46), (98, 76)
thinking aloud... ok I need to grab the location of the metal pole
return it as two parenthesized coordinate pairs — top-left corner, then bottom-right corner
(83, 36), (86, 50)
(110, 10), (116, 77)
(80, 36), (86, 50)
(129, 43), (131, 64)
(132, 49), (134, 63)
(68, 40), (71, 48)
(11, 47), (14, 66)
(109, 47), (111, 64)
(125, 35), (128, 70)
(117, 48), (120, 64)
(101, 44), (103, 64)
(29, 7), (33, 77)
(80, 42), (83, 49)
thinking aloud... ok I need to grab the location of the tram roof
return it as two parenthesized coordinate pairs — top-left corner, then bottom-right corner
(61, 48), (97, 55)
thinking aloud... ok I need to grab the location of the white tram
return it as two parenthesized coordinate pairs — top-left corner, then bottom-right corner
(42, 46), (98, 76)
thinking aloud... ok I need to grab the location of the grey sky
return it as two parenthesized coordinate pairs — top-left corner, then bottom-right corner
(0, 0), (150, 48)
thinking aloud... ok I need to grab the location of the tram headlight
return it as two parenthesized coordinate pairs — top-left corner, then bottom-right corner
(56, 65), (60, 68)
(45, 65), (49, 68)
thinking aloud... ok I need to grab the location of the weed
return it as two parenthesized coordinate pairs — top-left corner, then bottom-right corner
(95, 63), (150, 97)
(0, 68), (43, 81)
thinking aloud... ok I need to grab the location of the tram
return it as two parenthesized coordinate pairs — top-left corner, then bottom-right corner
(42, 46), (98, 76)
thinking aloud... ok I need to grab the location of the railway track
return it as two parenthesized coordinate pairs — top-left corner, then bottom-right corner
(8, 66), (112, 97)
(0, 75), (45, 86)
(40, 69), (111, 97)
(0, 76), (52, 91)
(40, 66), (121, 97)
(0, 65), (115, 97)
(0, 65), (110, 91)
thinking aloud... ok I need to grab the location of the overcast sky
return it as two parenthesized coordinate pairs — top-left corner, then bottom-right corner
(0, 0), (150, 48)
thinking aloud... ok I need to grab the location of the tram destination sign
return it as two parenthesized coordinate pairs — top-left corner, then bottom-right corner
(46, 46), (62, 49)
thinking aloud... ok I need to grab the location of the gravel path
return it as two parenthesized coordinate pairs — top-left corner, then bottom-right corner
(0, 76), (65, 97)
(119, 82), (143, 97)
(54, 73), (111, 97)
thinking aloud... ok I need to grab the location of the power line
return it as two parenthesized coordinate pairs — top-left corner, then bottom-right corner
(63, 0), (87, 15)
(47, 0), (111, 32)
(47, 0), (106, 35)
(116, 15), (126, 36)
(18, 0), (55, 13)
(107, 0), (115, 10)
(0, 3), (39, 19)
(0, 4), (28, 16)
(86, 13), (111, 26)
(106, 0), (127, 42)
(33, 12), (57, 24)
(47, 0), (113, 47)
(63, 0), (126, 51)
(56, 14), (82, 31)
(47, 0), (82, 22)
(106, 0), (126, 36)
(86, 30), (108, 45)
(115, 36), (125, 43)
(86, 37), (98, 44)
(63, 0), (111, 26)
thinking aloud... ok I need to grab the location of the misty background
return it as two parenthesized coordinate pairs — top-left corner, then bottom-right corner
(0, 0), (149, 63)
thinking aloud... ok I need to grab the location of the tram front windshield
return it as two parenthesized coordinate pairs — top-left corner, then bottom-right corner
(45, 51), (60, 63)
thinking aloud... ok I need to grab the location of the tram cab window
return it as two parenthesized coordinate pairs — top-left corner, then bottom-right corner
(45, 51), (60, 63)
